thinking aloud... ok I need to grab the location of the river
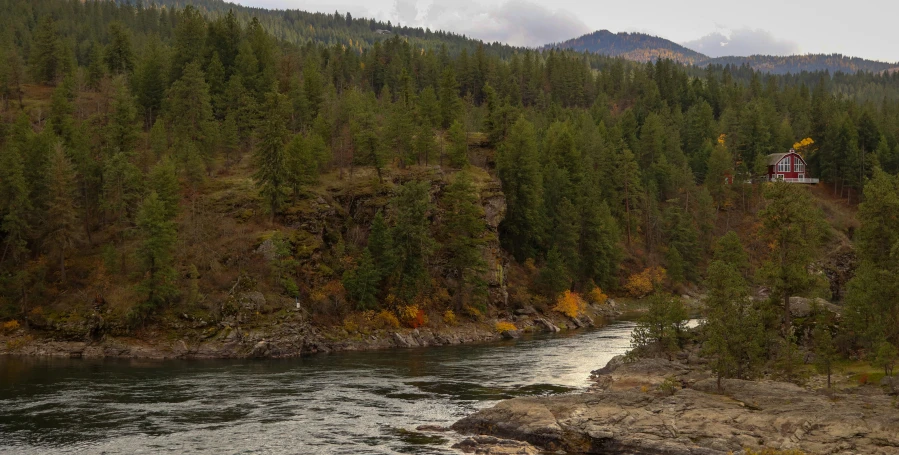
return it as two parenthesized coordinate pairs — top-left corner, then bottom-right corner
(0, 321), (636, 454)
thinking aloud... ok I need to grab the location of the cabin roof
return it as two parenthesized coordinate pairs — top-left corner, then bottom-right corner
(766, 150), (804, 166)
(766, 153), (788, 165)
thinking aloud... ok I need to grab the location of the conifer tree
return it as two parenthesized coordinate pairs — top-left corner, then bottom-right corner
(702, 260), (763, 389)
(497, 116), (543, 261)
(391, 180), (436, 301)
(134, 191), (179, 319)
(417, 86), (440, 128)
(758, 182), (826, 377)
(86, 44), (105, 91)
(165, 62), (215, 149)
(147, 158), (180, 220)
(134, 37), (167, 126)
(0, 141), (32, 264)
(104, 22), (135, 75)
(442, 172), (487, 304)
(447, 120), (468, 168)
(106, 77), (140, 155)
(367, 211), (395, 277)
(44, 142), (81, 282)
(30, 17), (63, 83)
(439, 67), (462, 128)
(812, 309), (838, 388)
(343, 249), (380, 310)
(253, 89), (289, 219)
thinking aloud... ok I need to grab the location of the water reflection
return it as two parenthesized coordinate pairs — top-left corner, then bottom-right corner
(0, 321), (635, 454)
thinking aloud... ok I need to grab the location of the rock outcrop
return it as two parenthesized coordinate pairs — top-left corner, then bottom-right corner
(453, 357), (899, 454)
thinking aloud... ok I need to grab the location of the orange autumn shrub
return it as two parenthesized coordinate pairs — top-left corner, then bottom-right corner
(375, 310), (400, 329)
(553, 290), (586, 318)
(2, 320), (20, 334)
(625, 267), (666, 297)
(398, 305), (427, 328)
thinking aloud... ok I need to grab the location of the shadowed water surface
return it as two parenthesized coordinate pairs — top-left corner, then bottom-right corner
(0, 321), (635, 454)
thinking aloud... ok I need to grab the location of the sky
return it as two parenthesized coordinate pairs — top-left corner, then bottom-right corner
(233, 0), (899, 62)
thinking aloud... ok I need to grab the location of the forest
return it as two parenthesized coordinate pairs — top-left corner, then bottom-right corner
(0, 0), (898, 378)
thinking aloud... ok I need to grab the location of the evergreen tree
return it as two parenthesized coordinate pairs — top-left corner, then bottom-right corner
(812, 308), (838, 388)
(439, 67), (462, 128)
(147, 158), (180, 220)
(702, 260), (764, 389)
(165, 62), (215, 149)
(30, 17), (63, 83)
(134, 191), (179, 320)
(497, 116), (543, 261)
(367, 211), (395, 277)
(537, 247), (570, 298)
(253, 89), (289, 219)
(447, 120), (468, 168)
(134, 36), (167, 126)
(758, 182), (826, 377)
(106, 77), (140, 155)
(632, 292), (688, 353)
(442, 172), (487, 305)
(86, 44), (105, 91)
(104, 22), (135, 75)
(343, 249), (380, 310)
(44, 142), (81, 282)
(390, 180), (436, 301)
(0, 141), (32, 263)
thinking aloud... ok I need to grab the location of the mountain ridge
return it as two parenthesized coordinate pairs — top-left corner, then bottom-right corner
(546, 29), (898, 75)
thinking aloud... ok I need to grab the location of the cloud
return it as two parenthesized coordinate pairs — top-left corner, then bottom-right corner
(397, 0), (590, 47)
(682, 28), (800, 57)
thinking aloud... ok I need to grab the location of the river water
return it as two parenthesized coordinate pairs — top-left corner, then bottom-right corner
(0, 321), (636, 454)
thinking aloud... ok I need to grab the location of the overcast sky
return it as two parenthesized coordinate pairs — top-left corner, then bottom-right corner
(234, 0), (898, 62)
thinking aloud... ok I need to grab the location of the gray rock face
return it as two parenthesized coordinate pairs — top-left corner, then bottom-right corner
(453, 435), (540, 454)
(453, 358), (899, 455)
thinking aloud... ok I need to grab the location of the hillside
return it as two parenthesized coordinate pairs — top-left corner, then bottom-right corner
(0, 0), (897, 368)
(549, 30), (897, 75)
(542, 30), (706, 64)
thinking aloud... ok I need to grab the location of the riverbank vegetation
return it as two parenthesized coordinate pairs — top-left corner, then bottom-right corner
(0, 0), (898, 363)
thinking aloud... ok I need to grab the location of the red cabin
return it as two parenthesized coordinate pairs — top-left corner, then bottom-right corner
(765, 149), (818, 184)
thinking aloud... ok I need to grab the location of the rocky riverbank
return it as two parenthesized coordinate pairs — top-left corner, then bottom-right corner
(0, 301), (622, 359)
(452, 355), (899, 455)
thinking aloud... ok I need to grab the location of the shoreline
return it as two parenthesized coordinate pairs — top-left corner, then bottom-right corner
(450, 352), (899, 455)
(0, 304), (624, 360)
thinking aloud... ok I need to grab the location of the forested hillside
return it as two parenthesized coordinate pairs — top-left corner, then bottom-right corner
(543, 30), (706, 65)
(1, 0), (898, 365)
(550, 30), (897, 76)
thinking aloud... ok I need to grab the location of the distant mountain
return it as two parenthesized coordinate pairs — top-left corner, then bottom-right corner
(543, 30), (706, 65)
(547, 30), (897, 75)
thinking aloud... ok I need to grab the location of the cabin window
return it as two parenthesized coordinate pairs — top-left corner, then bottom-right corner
(777, 159), (790, 173)
(794, 158), (804, 173)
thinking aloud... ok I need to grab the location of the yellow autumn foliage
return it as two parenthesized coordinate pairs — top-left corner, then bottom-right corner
(495, 321), (517, 333)
(2, 320), (20, 334)
(375, 310), (400, 329)
(625, 267), (666, 297)
(589, 287), (609, 305)
(442, 310), (457, 325)
(553, 290), (587, 318)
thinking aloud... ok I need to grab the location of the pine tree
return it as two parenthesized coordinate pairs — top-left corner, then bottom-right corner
(439, 67), (462, 128)
(165, 62), (214, 149)
(134, 191), (179, 320)
(104, 22), (135, 75)
(447, 120), (468, 168)
(442, 172), (487, 304)
(134, 37), (167, 126)
(497, 116), (543, 261)
(253, 89), (289, 219)
(147, 158), (180, 220)
(86, 44), (105, 91)
(31, 17), (62, 83)
(632, 292), (688, 353)
(149, 118), (168, 160)
(414, 124), (436, 165)
(343, 249), (380, 310)
(391, 180), (436, 301)
(758, 182), (826, 377)
(106, 77), (140, 155)
(702, 260), (764, 389)
(579, 199), (621, 289)
(368, 211), (395, 277)
(0, 141), (32, 264)
(712, 231), (751, 279)
(170, 5), (207, 83)
(537, 247), (570, 298)
(417, 86), (440, 128)
(44, 142), (81, 282)
(812, 309), (838, 388)
(221, 112), (240, 165)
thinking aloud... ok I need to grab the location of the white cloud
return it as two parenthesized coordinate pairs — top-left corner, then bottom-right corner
(402, 0), (590, 47)
(682, 28), (800, 57)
